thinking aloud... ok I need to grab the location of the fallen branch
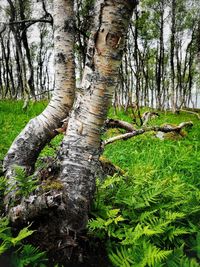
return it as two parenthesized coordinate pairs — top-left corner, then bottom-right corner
(181, 109), (200, 120)
(104, 118), (135, 132)
(103, 121), (193, 147)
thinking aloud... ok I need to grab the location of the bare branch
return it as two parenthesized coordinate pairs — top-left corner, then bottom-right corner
(103, 121), (193, 147)
(105, 118), (135, 132)
(0, 18), (52, 25)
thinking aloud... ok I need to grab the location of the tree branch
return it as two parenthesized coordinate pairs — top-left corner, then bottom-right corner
(105, 118), (135, 132)
(0, 17), (53, 28)
(103, 121), (193, 147)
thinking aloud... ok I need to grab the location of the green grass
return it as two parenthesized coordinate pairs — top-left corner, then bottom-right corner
(0, 100), (48, 161)
(0, 101), (200, 266)
(104, 108), (200, 187)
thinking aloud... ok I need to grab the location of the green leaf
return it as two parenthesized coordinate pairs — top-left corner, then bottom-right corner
(11, 226), (35, 246)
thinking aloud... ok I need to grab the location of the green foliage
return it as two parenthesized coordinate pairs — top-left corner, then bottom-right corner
(12, 245), (47, 267)
(0, 217), (47, 266)
(0, 177), (7, 208)
(89, 172), (200, 266)
(1, 101), (200, 266)
(13, 165), (38, 198)
(89, 119), (200, 267)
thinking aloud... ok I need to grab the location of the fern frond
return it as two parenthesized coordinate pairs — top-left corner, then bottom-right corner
(165, 211), (185, 221)
(167, 226), (189, 242)
(100, 175), (122, 189)
(142, 188), (162, 205)
(143, 241), (172, 267)
(12, 244), (47, 267)
(14, 165), (38, 198)
(0, 241), (10, 255)
(88, 218), (106, 230)
(143, 225), (164, 236)
(10, 226), (35, 246)
(139, 209), (158, 223)
(180, 256), (200, 267)
(109, 247), (134, 267)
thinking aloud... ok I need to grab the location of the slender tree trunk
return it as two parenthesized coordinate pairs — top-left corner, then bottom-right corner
(134, 7), (140, 108)
(170, 0), (176, 112)
(3, 0), (75, 180)
(58, 0), (137, 232)
(19, 0), (36, 99)
(156, 1), (164, 110)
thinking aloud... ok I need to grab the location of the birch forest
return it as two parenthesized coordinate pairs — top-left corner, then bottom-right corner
(0, 0), (200, 266)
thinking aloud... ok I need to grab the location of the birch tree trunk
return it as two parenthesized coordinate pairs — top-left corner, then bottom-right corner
(170, 0), (176, 113)
(3, 0), (75, 179)
(58, 0), (137, 232)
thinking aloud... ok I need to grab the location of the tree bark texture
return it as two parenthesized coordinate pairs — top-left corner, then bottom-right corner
(57, 0), (137, 232)
(3, 0), (75, 182)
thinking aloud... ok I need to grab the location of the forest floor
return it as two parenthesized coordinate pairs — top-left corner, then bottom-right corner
(0, 100), (200, 267)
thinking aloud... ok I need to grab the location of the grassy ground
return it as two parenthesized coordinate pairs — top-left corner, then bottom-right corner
(0, 100), (47, 161)
(104, 108), (200, 187)
(0, 100), (200, 266)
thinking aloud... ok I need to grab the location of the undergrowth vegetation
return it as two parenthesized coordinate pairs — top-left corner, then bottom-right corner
(89, 108), (200, 266)
(0, 100), (200, 266)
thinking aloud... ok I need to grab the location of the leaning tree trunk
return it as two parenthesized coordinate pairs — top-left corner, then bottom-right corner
(3, 0), (75, 180)
(58, 0), (138, 232)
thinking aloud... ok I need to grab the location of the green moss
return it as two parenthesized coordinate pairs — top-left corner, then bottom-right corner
(41, 180), (63, 191)
(100, 155), (125, 176)
(164, 131), (183, 140)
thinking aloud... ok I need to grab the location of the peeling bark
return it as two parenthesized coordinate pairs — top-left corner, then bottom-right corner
(3, 0), (75, 181)
(57, 0), (138, 232)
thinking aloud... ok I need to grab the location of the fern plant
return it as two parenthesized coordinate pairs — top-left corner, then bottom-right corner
(8, 165), (39, 199)
(0, 217), (47, 266)
(88, 173), (200, 266)
(11, 244), (47, 267)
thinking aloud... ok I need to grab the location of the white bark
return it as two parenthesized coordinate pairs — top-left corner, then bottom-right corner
(3, 0), (75, 178)
(58, 0), (138, 232)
